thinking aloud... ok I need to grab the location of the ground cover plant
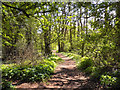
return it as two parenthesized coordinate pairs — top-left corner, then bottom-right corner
(61, 52), (120, 88)
(1, 55), (63, 89)
(1, 1), (120, 89)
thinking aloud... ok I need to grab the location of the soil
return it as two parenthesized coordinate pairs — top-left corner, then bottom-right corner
(14, 50), (102, 89)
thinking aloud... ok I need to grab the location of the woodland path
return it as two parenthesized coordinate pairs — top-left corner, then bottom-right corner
(15, 50), (101, 89)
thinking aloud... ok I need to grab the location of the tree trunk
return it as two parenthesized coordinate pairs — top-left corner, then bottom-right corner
(69, 22), (73, 51)
(68, 2), (73, 52)
(116, 2), (120, 61)
(43, 13), (52, 56)
(77, 20), (80, 41)
(58, 16), (61, 52)
(44, 30), (51, 56)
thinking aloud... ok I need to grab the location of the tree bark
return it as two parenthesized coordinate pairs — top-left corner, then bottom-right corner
(44, 30), (51, 56)
(116, 2), (120, 61)
(43, 13), (52, 56)
(58, 16), (61, 52)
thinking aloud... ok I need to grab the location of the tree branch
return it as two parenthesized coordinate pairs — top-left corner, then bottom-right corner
(2, 2), (30, 17)
(2, 2), (55, 17)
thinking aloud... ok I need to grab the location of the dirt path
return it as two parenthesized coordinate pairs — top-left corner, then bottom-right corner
(15, 51), (101, 89)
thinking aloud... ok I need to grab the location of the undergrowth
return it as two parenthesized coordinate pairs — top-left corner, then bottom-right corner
(1, 54), (63, 90)
(61, 52), (120, 88)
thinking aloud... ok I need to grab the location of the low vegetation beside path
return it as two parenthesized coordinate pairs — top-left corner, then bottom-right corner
(1, 54), (63, 89)
(61, 52), (120, 88)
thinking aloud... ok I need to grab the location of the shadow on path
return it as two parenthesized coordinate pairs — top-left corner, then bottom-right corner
(15, 51), (102, 89)
(37, 51), (101, 89)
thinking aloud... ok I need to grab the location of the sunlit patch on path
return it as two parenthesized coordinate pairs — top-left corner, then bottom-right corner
(15, 50), (101, 89)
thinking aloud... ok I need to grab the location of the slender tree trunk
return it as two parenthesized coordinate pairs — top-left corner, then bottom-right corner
(68, 2), (73, 51)
(44, 30), (51, 56)
(79, 7), (83, 45)
(116, 2), (120, 61)
(77, 8), (80, 41)
(61, 18), (65, 52)
(80, 6), (84, 57)
(64, 20), (67, 42)
(26, 26), (32, 47)
(86, 9), (88, 35)
(58, 22), (61, 52)
(69, 22), (73, 51)
(58, 16), (61, 52)
(77, 20), (80, 41)
(61, 4), (66, 52)
(73, 21), (76, 38)
(116, 2), (120, 46)
(40, 34), (44, 52)
(43, 13), (52, 56)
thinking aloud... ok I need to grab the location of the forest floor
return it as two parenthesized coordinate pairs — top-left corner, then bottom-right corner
(15, 50), (101, 89)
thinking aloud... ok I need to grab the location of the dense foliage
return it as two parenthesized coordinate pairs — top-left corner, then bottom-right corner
(1, 1), (120, 89)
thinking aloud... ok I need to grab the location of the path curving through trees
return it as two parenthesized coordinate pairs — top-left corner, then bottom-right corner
(15, 50), (101, 89)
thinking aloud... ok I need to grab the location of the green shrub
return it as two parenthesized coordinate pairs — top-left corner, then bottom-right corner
(110, 70), (120, 88)
(60, 52), (81, 61)
(61, 52), (68, 56)
(84, 66), (93, 74)
(113, 70), (120, 77)
(2, 54), (63, 87)
(47, 55), (63, 63)
(2, 62), (55, 82)
(56, 50), (59, 53)
(90, 66), (107, 80)
(100, 75), (117, 88)
(114, 77), (120, 88)
(42, 60), (56, 69)
(77, 57), (93, 70)
(72, 55), (81, 60)
(2, 57), (61, 83)
(90, 69), (102, 80)
(2, 79), (14, 90)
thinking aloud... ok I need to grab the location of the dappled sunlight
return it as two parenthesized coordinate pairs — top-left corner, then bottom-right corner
(36, 52), (101, 89)
(2, 2), (120, 89)
(14, 52), (100, 89)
